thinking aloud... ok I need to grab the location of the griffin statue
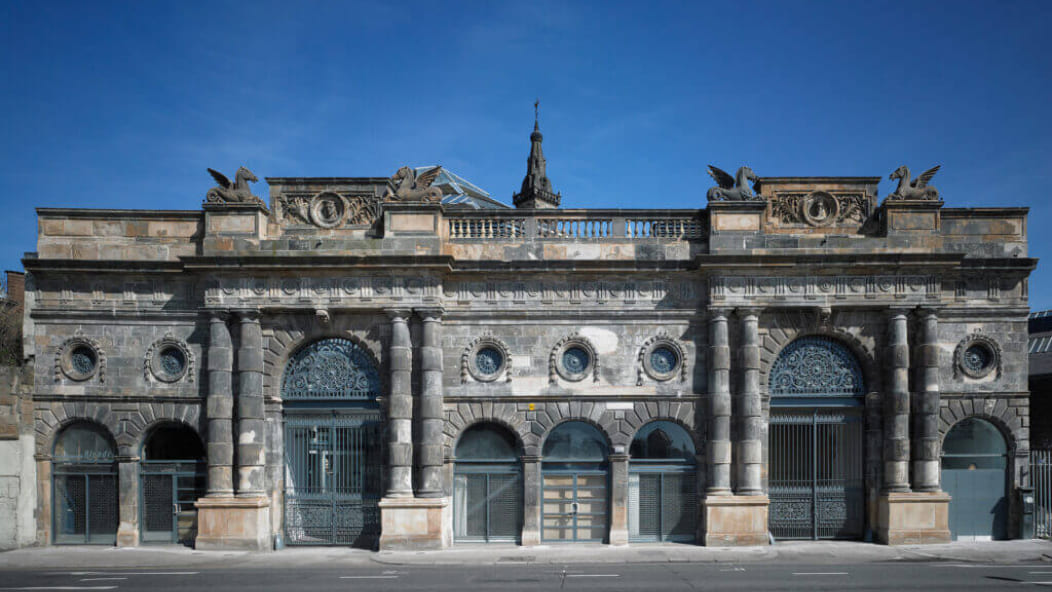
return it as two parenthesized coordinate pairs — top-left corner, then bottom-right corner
(205, 166), (262, 204)
(383, 166), (444, 203)
(706, 165), (761, 201)
(888, 165), (941, 200)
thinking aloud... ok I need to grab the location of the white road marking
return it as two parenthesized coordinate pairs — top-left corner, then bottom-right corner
(793, 572), (848, 576)
(0, 588), (118, 591)
(339, 576), (398, 579)
(565, 574), (620, 578)
(720, 567), (746, 572)
(69, 572), (198, 576)
(1032, 572), (1052, 575)
(77, 580), (126, 583)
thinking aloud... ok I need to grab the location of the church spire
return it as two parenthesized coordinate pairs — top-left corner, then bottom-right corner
(513, 100), (561, 209)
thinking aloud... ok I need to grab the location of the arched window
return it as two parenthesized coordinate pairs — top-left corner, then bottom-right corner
(541, 422), (609, 542)
(629, 421), (697, 542)
(53, 423), (117, 545)
(453, 424), (522, 542)
(770, 336), (864, 397)
(140, 424), (206, 545)
(281, 338), (380, 401)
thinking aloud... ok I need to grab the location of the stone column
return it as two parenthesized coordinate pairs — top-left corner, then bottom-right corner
(735, 308), (763, 496)
(386, 309), (414, 498)
(417, 308), (445, 498)
(707, 307), (732, 495)
(608, 452), (630, 545)
(913, 308), (941, 492)
(883, 309), (911, 493)
(206, 312), (234, 496)
(115, 455), (139, 547)
(236, 310), (266, 497)
(520, 455), (541, 546)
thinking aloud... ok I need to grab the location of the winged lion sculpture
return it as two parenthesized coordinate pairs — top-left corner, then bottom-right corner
(706, 165), (761, 202)
(205, 166), (262, 204)
(383, 166), (444, 203)
(888, 165), (941, 200)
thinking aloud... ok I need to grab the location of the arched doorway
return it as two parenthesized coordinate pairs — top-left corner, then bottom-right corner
(942, 417), (1009, 540)
(541, 421), (609, 542)
(768, 336), (865, 540)
(140, 424), (206, 545)
(628, 421), (697, 542)
(282, 338), (383, 546)
(52, 422), (118, 544)
(453, 423), (522, 542)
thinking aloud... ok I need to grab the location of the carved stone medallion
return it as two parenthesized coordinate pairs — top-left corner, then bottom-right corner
(954, 330), (1001, 380)
(801, 191), (839, 227)
(309, 193), (346, 229)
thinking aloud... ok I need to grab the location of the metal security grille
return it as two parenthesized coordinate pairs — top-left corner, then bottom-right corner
(629, 469), (696, 542)
(453, 469), (523, 542)
(140, 461), (205, 544)
(284, 412), (382, 546)
(53, 467), (118, 545)
(1033, 450), (1052, 537)
(769, 411), (864, 540)
(541, 467), (608, 542)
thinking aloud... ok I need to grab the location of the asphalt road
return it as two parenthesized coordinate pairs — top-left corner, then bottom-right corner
(3, 562), (1052, 591)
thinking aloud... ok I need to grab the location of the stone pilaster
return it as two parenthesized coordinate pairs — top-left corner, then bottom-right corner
(707, 307), (732, 495)
(883, 308), (911, 493)
(385, 309), (413, 497)
(608, 452), (629, 545)
(417, 308), (444, 498)
(115, 456), (139, 547)
(735, 307), (763, 495)
(206, 312), (233, 496)
(913, 307), (942, 492)
(520, 455), (541, 546)
(236, 310), (265, 497)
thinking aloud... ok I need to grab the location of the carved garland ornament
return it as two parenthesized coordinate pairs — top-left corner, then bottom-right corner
(954, 329), (1001, 380)
(637, 333), (687, 385)
(276, 192), (378, 228)
(550, 333), (599, 384)
(771, 192), (869, 227)
(54, 332), (105, 383)
(461, 335), (512, 384)
(144, 333), (194, 384)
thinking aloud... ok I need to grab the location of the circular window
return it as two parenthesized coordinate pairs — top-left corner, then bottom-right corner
(551, 335), (598, 383)
(70, 346), (96, 376)
(563, 347), (590, 373)
(475, 347), (503, 378)
(59, 341), (100, 382)
(146, 339), (192, 384)
(955, 333), (1000, 380)
(639, 337), (685, 383)
(463, 337), (510, 383)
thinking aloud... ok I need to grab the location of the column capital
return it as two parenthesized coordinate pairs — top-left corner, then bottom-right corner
(233, 309), (260, 323)
(708, 306), (732, 318)
(915, 305), (943, 318)
(735, 306), (763, 319)
(385, 308), (412, 321)
(415, 307), (445, 321)
(887, 306), (912, 318)
(207, 310), (230, 322)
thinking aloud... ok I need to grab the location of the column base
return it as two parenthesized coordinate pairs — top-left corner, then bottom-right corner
(700, 495), (770, 546)
(876, 491), (951, 545)
(116, 522), (139, 547)
(378, 497), (450, 550)
(194, 496), (272, 551)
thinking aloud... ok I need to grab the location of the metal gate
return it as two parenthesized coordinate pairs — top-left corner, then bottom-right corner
(140, 461), (205, 544)
(53, 468), (118, 545)
(1033, 450), (1052, 538)
(629, 470), (696, 542)
(769, 410), (864, 540)
(284, 412), (382, 546)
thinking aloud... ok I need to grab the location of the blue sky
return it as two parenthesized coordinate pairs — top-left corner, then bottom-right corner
(2, 1), (1050, 307)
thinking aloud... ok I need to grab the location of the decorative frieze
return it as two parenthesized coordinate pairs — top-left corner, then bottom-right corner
(275, 192), (379, 228)
(444, 278), (698, 307)
(711, 275), (939, 304)
(769, 191), (870, 229)
(204, 275), (442, 306)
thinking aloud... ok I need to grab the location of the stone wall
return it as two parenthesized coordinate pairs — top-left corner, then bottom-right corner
(0, 365), (36, 550)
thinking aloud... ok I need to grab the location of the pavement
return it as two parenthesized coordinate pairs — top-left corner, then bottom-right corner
(1, 539), (1051, 570)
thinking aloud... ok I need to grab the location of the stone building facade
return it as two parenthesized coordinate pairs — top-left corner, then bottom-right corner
(21, 128), (1035, 549)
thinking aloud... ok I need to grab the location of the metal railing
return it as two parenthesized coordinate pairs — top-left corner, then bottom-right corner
(1033, 449), (1052, 537)
(446, 210), (706, 241)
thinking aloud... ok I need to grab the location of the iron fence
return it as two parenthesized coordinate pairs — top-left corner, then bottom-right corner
(1032, 450), (1052, 537)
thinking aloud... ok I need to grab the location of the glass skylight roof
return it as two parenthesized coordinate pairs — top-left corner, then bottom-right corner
(413, 166), (509, 210)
